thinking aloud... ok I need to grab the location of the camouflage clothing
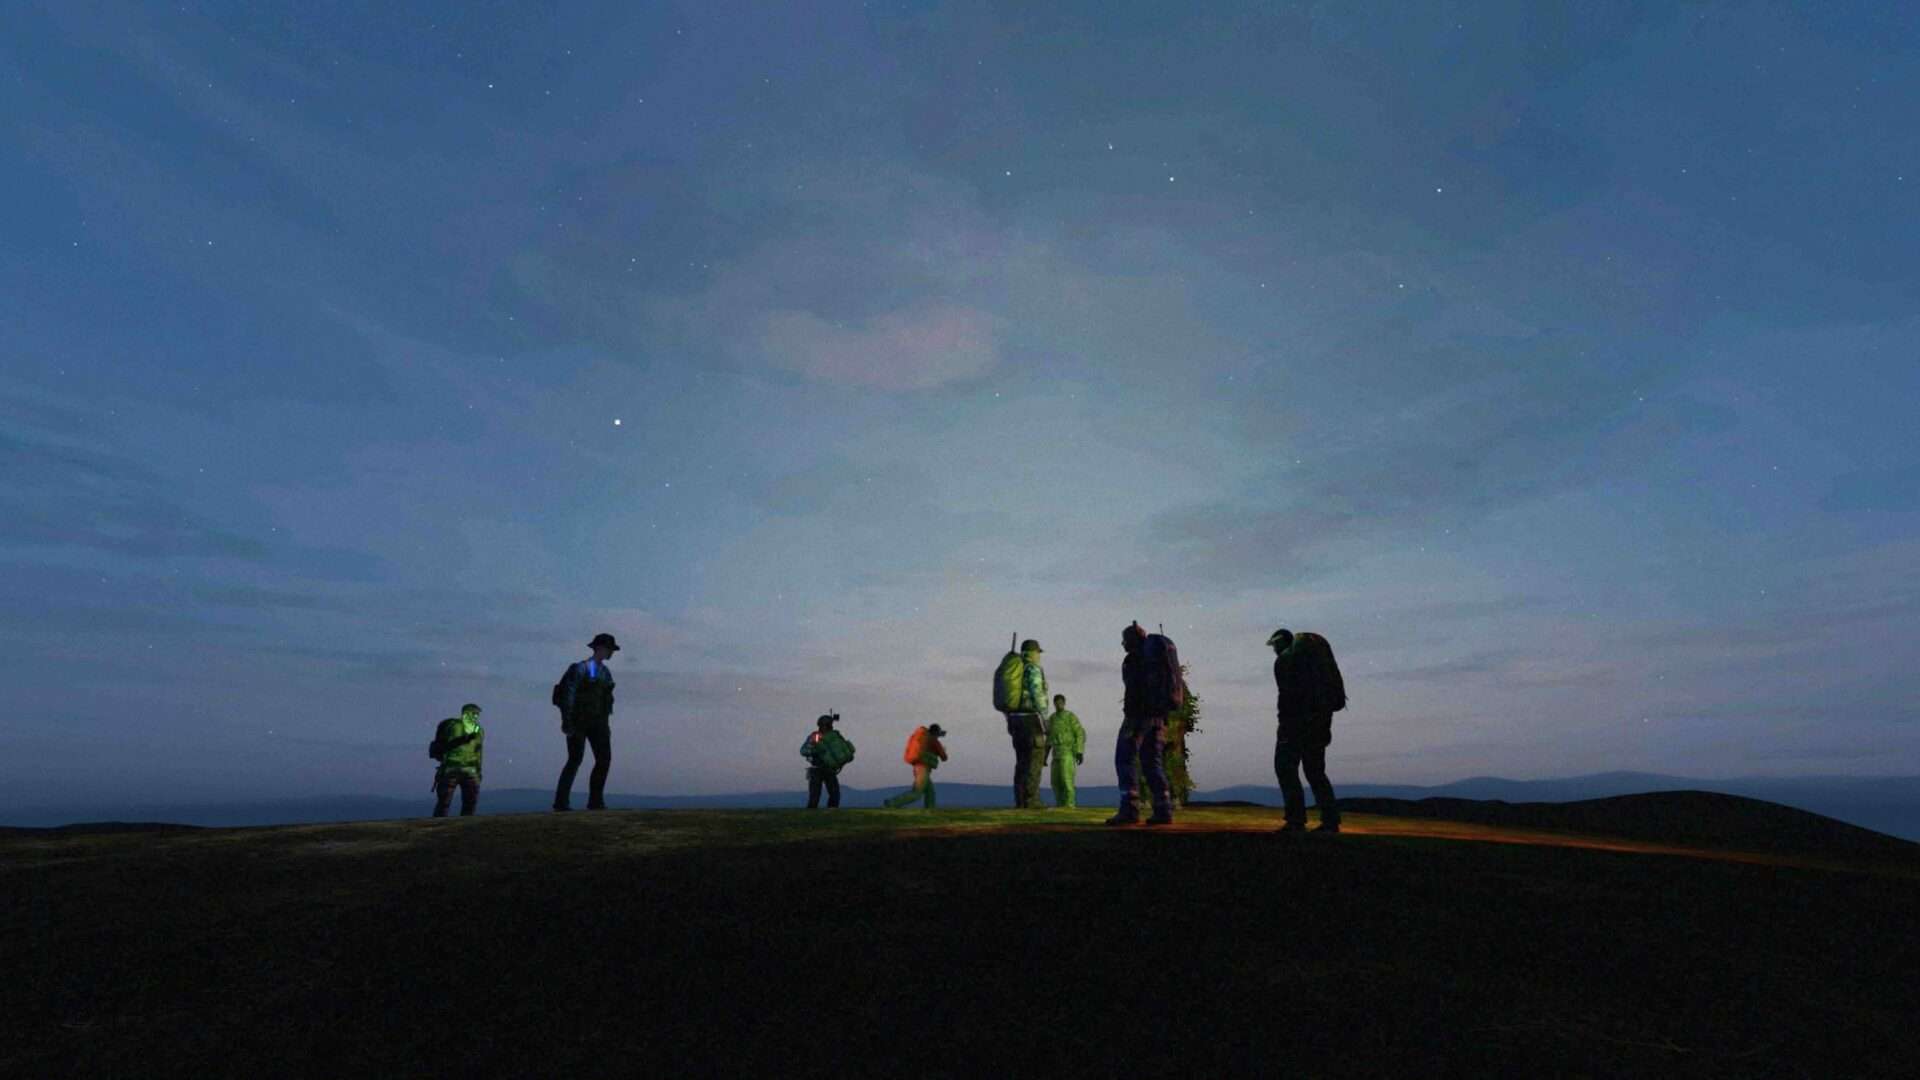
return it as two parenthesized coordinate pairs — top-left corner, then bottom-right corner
(1046, 708), (1085, 808)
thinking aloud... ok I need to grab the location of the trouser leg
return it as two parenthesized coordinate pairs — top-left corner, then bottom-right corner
(1138, 717), (1172, 819)
(585, 724), (612, 809)
(1050, 754), (1077, 808)
(459, 777), (479, 816)
(1027, 733), (1048, 806)
(886, 766), (931, 809)
(1302, 744), (1338, 825)
(1007, 715), (1033, 806)
(1114, 726), (1141, 818)
(807, 770), (824, 808)
(824, 771), (841, 808)
(1275, 738), (1307, 826)
(555, 731), (587, 808)
(433, 777), (455, 817)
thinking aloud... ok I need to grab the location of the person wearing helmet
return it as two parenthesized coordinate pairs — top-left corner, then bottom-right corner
(800, 712), (856, 808)
(553, 632), (619, 811)
(429, 703), (486, 817)
(883, 724), (948, 809)
(1005, 639), (1051, 808)
(1269, 627), (1343, 834)
(1044, 693), (1085, 808)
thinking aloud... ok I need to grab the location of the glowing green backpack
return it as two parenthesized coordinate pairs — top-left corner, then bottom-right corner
(991, 633), (1027, 713)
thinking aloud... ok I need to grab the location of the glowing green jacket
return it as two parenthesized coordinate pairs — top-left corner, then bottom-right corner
(800, 730), (856, 772)
(1046, 709), (1084, 758)
(434, 712), (484, 778)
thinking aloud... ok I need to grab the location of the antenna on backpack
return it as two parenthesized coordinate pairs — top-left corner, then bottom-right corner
(1011, 631), (1018, 653)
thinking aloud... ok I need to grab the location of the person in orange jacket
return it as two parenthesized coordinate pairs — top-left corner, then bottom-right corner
(883, 724), (947, 809)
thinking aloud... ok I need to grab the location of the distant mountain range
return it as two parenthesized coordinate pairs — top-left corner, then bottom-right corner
(5, 771), (1916, 839)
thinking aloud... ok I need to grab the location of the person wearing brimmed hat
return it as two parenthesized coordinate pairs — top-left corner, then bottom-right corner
(1003, 638), (1051, 808)
(883, 724), (947, 809)
(429, 703), (485, 817)
(553, 632), (619, 811)
(800, 712), (856, 808)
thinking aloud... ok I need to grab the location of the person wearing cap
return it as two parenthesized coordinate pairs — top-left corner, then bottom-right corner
(1270, 628), (1343, 834)
(800, 713), (856, 809)
(429, 703), (485, 817)
(883, 724), (947, 809)
(1044, 693), (1085, 808)
(553, 632), (619, 811)
(1005, 638), (1051, 808)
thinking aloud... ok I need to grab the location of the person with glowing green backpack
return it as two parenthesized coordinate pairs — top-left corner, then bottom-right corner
(428, 704), (485, 817)
(991, 635), (1050, 808)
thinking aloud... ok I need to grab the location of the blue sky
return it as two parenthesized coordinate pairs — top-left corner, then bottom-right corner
(2, 2), (1917, 808)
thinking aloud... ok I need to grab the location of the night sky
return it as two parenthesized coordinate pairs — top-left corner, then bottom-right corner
(4, 3), (1917, 809)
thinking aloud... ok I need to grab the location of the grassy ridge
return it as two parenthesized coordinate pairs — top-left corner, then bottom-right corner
(6, 807), (1918, 1076)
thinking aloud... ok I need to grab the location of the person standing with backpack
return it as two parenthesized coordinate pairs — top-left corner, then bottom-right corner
(992, 637), (1051, 808)
(1107, 622), (1178, 826)
(800, 712), (856, 808)
(552, 632), (619, 812)
(1269, 628), (1347, 833)
(428, 703), (485, 817)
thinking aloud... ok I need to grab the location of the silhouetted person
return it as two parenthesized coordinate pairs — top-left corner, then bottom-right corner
(883, 724), (947, 809)
(1108, 622), (1176, 826)
(429, 703), (485, 817)
(553, 633), (619, 811)
(1270, 628), (1346, 833)
(800, 712), (856, 808)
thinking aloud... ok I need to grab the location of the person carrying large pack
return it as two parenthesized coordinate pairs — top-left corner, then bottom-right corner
(1107, 622), (1182, 826)
(991, 634), (1050, 808)
(1269, 627), (1347, 833)
(428, 703), (486, 817)
(883, 724), (948, 809)
(799, 712), (856, 809)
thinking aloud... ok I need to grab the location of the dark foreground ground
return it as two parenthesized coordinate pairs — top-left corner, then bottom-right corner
(4, 804), (1917, 1078)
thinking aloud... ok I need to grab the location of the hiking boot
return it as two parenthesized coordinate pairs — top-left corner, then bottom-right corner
(1313, 822), (1341, 834)
(552, 804), (572, 813)
(1104, 813), (1140, 827)
(1274, 822), (1306, 834)
(1144, 814), (1174, 827)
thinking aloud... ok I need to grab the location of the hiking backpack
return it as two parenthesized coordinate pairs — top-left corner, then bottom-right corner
(903, 726), (930, 765)
(427, 718), (452, 761)
(1140, 630), (1187, 715)
(991, 633), (1026, 713)
(1295, 631), (1347, 712)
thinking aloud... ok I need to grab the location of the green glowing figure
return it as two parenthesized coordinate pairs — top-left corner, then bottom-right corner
(1044, 694), (1085, 808)
(429, 703), (485, 817)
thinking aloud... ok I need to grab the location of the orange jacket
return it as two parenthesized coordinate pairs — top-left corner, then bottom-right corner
(902, 726), (948, 769)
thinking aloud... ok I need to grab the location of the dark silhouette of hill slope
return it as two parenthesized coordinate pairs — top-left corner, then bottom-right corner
(5, 807), (1918, 1077)
(10, 772), (1918, 838)
(1339, 791), (1920, 861)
